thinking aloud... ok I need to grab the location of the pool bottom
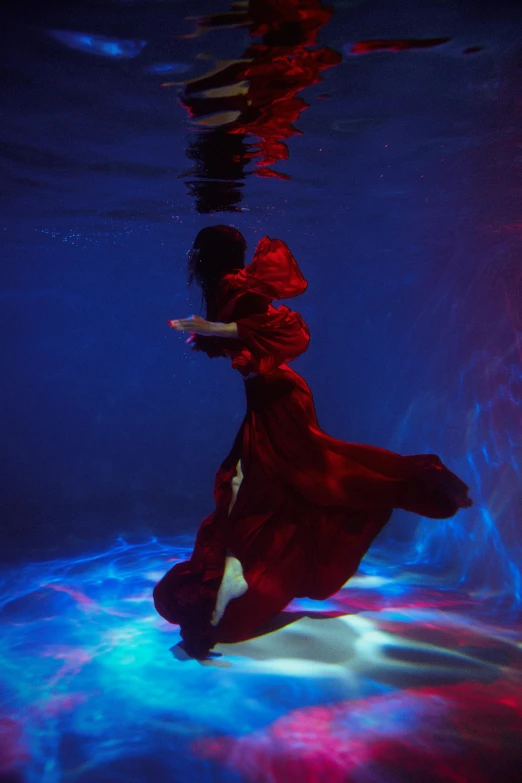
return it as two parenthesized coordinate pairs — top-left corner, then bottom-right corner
(0, 538), (520, 783)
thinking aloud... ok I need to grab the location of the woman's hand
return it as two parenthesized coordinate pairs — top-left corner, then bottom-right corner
(168, 315), (215, 336)
(168, 316), (238, 340)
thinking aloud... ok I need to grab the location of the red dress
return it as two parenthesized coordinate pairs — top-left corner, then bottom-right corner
(153, 237), (472, 658)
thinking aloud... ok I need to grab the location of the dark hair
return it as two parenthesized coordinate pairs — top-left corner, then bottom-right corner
(188, 225), (246, 319)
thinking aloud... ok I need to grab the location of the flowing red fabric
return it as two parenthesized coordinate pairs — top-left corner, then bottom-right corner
(153, 237), (472, 658)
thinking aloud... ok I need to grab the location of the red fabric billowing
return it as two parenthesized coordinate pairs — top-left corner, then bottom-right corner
(192, 236), (310, 376)
(232, 307), (309, 374)
(218, 236), (307, 319)
(153, 237), (472, 658)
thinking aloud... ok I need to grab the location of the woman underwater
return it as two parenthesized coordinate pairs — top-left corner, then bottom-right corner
(153, 225), (472, 659)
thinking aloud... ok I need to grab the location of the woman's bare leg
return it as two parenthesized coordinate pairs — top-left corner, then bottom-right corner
(212, 460), (248, 627)
(228, 458), (244, 515)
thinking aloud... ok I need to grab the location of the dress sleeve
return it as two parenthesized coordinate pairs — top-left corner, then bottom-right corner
(226, 237), (308, 301)
(232, 305), (310, 374)
(189, 334), (228, 358)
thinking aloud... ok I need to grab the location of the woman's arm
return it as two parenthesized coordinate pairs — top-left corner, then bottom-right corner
(169, 315), (238, 339)
(208, 321), (238, 338)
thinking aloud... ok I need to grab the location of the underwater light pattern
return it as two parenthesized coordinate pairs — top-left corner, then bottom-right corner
(0, 539), (521, 782)
(48, 31), (147, 59)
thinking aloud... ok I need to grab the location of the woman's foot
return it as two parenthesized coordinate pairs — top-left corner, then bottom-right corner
(211, 556), (248, 627)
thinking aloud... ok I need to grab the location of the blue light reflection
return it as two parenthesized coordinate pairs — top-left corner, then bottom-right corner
(49, 30), (147, 59)
(0, 539), (521, 782)
(143, 62), (191, 74)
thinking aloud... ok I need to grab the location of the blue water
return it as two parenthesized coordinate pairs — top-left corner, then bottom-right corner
(1, 0), (521, 780)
